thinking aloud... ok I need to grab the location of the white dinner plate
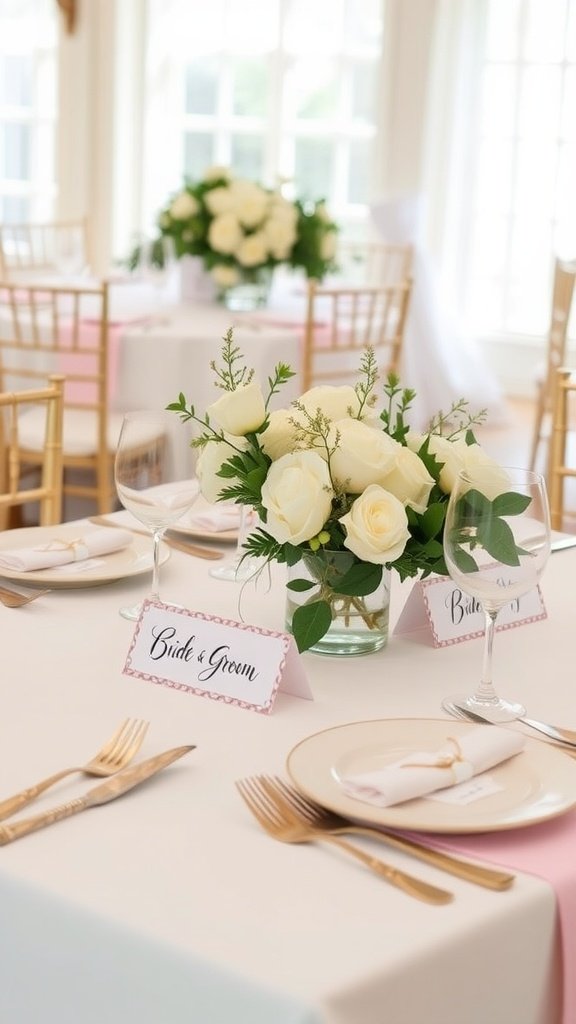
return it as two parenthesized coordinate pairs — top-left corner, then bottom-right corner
(168, 499), (240, 544)
(0, 524), (170, 589)
(286, 718), (576, 833)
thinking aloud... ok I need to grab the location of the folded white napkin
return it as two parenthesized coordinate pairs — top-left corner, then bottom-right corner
(0, 527), (133, 572)
(340, 726), (525, 808)
(186, 504), (243, 532)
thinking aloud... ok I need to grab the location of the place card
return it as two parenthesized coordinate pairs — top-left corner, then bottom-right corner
(394, 574), (546, 647)
(123, 599), (312, 714)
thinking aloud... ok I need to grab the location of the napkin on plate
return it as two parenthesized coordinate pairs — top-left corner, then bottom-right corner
(340, 726), (525, 808)
(0, 527), (133, 572)
(185, 504), (243, 532)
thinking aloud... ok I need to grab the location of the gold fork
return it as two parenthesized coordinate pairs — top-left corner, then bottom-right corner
(0, 718), (149, 821)
(261, 776), (514, 892)
(236, 776), (453, 904)
(0, 585), (52, 608)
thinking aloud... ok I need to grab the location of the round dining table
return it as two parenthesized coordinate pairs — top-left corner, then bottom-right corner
(0, 516), (574, 1024)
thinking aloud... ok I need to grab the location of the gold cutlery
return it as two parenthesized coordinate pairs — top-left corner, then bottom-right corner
(0, 744), (195, 845)
(0, 585), (52, 608)
(445, 701), (576, 749)
(0, 718), (149, 822)
(88, 515), (224, 561)
(236, 776), (453, 904)
(259, 775), (514, 891)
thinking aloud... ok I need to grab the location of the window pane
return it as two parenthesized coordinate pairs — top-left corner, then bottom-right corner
(485, 0), (521, 61)
(343, 0), (382, 53)
(1, 122), (30, 179)
(284, 0), (342, 56)
(230, 134), (265, 180)
(351, 60), (378, 122)
(0, 54), (32, 106)
(294, 137), (334, 199)
(185, 59), (219, 115)
(232, 58), (269, 117)
(348, 139), (372, 204)
(184, 132), (215, 177)
(561, 66), (576, 140)
(523, 0), (567, 62)
(480, 65), (517, 138)
(475, 138), (514, 215)
(289, 58), (339, 119)
(0, 194), (29, 222)
(518, 66), (562, 138)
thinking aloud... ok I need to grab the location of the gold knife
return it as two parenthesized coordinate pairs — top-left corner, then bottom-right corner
(89, 515), (224, 560)
(0, 744), (195, 845)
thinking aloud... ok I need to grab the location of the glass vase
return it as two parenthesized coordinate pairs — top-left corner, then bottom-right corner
(285, 550), (390, 656)
(220, 267), (273, 311)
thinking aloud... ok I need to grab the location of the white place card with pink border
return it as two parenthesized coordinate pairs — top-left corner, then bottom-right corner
(123, 600), (312, 714)
(394, 575), (546, 648)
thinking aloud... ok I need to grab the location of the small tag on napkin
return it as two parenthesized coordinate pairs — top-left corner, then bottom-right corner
(340, 726), (525, 808)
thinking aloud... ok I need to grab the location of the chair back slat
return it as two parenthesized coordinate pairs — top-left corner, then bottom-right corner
(0, 374), (64, 528)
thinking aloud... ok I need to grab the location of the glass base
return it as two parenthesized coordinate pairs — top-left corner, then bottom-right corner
(299, 622), (389, 657)
(442, 693), (526, 724)
(119, 601), (143, 621)
(209, 556), (260, 582)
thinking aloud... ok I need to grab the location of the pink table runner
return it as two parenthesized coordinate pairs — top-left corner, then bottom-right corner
(420, 811), (576, 1023)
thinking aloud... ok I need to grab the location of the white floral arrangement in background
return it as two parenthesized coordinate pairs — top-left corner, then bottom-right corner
(131, 166), (339, 291)
(168, 331), (513, 653)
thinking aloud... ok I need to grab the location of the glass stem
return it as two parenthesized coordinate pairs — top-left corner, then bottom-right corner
(151, 529), (163, 602)
(474, 608), (499, 706)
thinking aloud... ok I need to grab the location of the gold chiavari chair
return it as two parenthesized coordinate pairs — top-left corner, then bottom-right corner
(0, 280), (165, 515)
(0, 219), (89, 281)
(335, 241), (413, 287)
(0, 374), (64, 530)
(301, 279), (413, 392)
(529, 257), (576, 474)
(549, 367), (576, 532)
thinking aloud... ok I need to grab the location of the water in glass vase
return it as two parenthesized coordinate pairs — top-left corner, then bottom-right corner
(285, 550), (390, 656)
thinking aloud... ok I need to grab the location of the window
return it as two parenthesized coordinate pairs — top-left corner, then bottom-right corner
(0, 0), (57, 223)
(464, 0), (576, 338)
(142, 0), (383, 236)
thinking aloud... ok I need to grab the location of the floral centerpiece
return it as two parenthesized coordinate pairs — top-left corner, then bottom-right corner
(133, 166), (338, 301)
(168, 330), (508, 656)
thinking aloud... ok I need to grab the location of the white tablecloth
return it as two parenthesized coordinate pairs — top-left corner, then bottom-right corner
(113, 303), (301, 478)
(0, 524), (572, 1023)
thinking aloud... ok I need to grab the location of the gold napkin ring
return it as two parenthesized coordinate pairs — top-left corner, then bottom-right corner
(402, 737), (474, 784)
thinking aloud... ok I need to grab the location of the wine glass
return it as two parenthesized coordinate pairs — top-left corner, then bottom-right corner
(209, 506), (261, 582)
(114, 410), (199, 620)
(442, 466), (551, 723)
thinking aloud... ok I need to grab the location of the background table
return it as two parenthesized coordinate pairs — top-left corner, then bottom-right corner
(0, 526), (572, 1023)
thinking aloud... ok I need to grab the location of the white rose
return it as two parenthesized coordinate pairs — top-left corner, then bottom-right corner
(211, 264), (240, 288)
(269, 196), (298, 225)
(208, 213), (242, 255)
(204, 187), (235, 216)
(298, 385), (364, 423)
(207, 380), (266, 436)
(330, 419), (400, 493)
(263, 216), (297, 259)
(261, 451), (333, 545)
(169, 191), (198, 220)
(341, 485), (410, 565)
(196, 436), (245, 504)
(407, 434), (465, 494)
(320, 230), (337, 261)
(230, 180), (270, 228)
(459, 443), (510, 499)
(260, 409), (299, 460)
(381, 446), (435, 514)
(203, 165), (230, 182)
(236, 232), (268, 267)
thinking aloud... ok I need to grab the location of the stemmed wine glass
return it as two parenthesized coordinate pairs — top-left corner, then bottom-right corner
(114, 410), (199, 620)
(442, 466), (551, 723)
(209, 506), (261, 582)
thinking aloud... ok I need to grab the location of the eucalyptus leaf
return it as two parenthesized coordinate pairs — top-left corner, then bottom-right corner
(291, 601), (332, 653)
(451, 545), (479, 574)
(286, 578), (317, 592)
(492, 491), (532, 517)
(477, 516), (520, 566)
(333, 561), (383, 596)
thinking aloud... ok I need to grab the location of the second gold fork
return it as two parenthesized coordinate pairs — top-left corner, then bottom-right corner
(236, 776), (453, 904)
